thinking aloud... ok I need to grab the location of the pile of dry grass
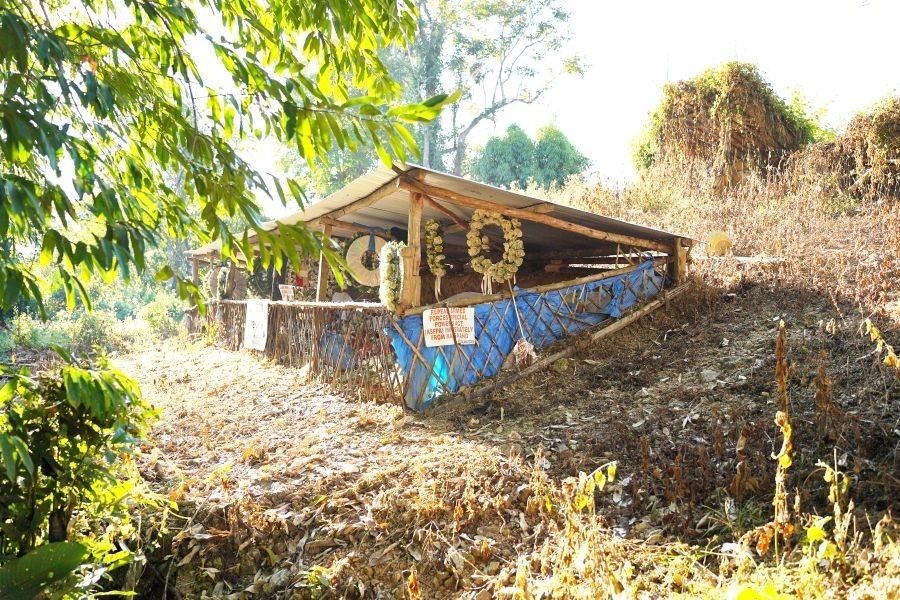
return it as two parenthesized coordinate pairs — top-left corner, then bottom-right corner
(789, 97), (900, 201)
(638, 62), (811, 187)
(541, 157), (900, 320)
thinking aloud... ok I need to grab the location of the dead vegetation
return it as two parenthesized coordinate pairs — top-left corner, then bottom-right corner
(119, 269), (899, 598)
(635, 62), (813, 187)
(789, 97), (900, 202)
(120, 114), (899, 598)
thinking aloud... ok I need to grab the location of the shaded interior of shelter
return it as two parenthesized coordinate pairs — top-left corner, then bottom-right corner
(188, 164), (690, 308)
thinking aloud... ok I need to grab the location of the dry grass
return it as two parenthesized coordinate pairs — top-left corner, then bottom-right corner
(116, 153), (900, 598)
(537, 157), (900, 321)
(119, 282), (899, 598)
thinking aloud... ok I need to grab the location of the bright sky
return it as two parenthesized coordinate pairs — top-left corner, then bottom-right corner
(488, 0), (900, 184)
(248, 0), (900, 217)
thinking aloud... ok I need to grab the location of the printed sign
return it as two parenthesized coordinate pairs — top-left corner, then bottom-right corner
(423, 307), (476, 347)
(243, 300), (269, 351)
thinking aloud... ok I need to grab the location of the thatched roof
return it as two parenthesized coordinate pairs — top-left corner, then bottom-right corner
(638, 62), (811, 173)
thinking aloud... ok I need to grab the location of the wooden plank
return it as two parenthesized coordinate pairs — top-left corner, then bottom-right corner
(459, 282), (690, 402)
(316, 224), (333, 302)
(399, 178), (673, 254)
(307, 176), (401, 228)
(423, 195), (469, 231)
(403, 257), (670, 315)
(400, 192), (423, 310)
(318, 216), (387, 237)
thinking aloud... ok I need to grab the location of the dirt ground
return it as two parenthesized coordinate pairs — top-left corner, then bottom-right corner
(118, 273), (899, 598)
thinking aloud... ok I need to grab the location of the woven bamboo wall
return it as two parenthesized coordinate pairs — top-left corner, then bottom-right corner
(204, 301), (404, 405)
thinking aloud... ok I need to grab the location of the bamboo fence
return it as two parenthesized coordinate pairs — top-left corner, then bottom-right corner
(203, 301), (404, 405)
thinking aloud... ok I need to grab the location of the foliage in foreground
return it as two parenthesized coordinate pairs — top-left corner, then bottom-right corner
(0, 0), (454, 317)
(0, 354), (157, 595)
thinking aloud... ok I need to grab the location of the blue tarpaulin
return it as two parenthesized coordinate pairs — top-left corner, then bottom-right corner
(387, 260), (666, 410)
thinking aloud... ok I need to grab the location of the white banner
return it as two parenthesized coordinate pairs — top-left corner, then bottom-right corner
(243, 300), (269, 351)
(423, 307), (476, 347)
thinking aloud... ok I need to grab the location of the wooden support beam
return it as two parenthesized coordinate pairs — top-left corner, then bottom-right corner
(308, 176), (401, 228)
(399, 178), (672, 254)
(191, 257), (199, 285)
(423, 195), (468, 231)
(400, 192), (423, 310)
(318, 216), (388, 237)
(522, 202), (556, 214)
(316, 224), (333, 302)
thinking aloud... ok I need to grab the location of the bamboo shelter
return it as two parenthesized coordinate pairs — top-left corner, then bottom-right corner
(188, 164), (693, 410)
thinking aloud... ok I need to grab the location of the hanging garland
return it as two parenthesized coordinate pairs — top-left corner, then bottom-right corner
(379, 240), (405, 312)
(466, 209), (525, 294)
(424, 219), (447, 300)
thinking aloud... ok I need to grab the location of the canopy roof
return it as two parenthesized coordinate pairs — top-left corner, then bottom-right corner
(189, 164), (691, 262)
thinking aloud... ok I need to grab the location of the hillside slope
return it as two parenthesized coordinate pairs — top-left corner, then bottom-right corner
(120, 277), (899, 598)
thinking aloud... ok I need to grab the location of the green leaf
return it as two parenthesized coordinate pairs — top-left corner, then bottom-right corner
(0, 436), (16, 481)
(154, 265), (174, 282)
(8, 436), (33, 476)
(0, 542), (88, 600)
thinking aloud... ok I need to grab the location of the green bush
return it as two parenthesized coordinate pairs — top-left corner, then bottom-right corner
(0, 314), (71, 355)
(137, 293), (184, 339)
(68, 310), (122, 356)
(0, 355), (157, 592)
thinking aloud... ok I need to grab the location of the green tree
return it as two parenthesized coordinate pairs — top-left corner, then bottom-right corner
(0, 0), (455, 316)
(1, 0), (454, 594)
(441, 0), (581, 175)
(274, 0), (579, 196)
(471, 125), (535, 188)
(471, 124), (588, 188)
(532, 125), (589, 188)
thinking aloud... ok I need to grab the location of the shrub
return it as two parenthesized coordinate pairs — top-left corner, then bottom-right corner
(0, 313), (71, 355)
(0, 354), (157, 592)
(137, 293), (184, 339)
(68, 310), (122, 356)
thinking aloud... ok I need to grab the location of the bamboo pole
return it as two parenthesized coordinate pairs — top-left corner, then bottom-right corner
(399, 178), (673, 254)
(403, 257), (671, 316)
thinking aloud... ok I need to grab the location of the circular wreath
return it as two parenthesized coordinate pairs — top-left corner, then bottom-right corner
(345, 234), (387, 287)
(466, 209), (524, 293)
(379, 240), (405, 312)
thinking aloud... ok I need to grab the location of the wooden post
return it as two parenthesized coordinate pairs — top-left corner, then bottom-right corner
(672, 238), (687, 285)
(400, 192), (423, 310)
(316, 224), (333, 302)
(191, 257), (199, 286)
(311, 224), (333, 373)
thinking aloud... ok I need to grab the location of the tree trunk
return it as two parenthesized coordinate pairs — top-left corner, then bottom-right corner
(452, 134), (467, 176)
